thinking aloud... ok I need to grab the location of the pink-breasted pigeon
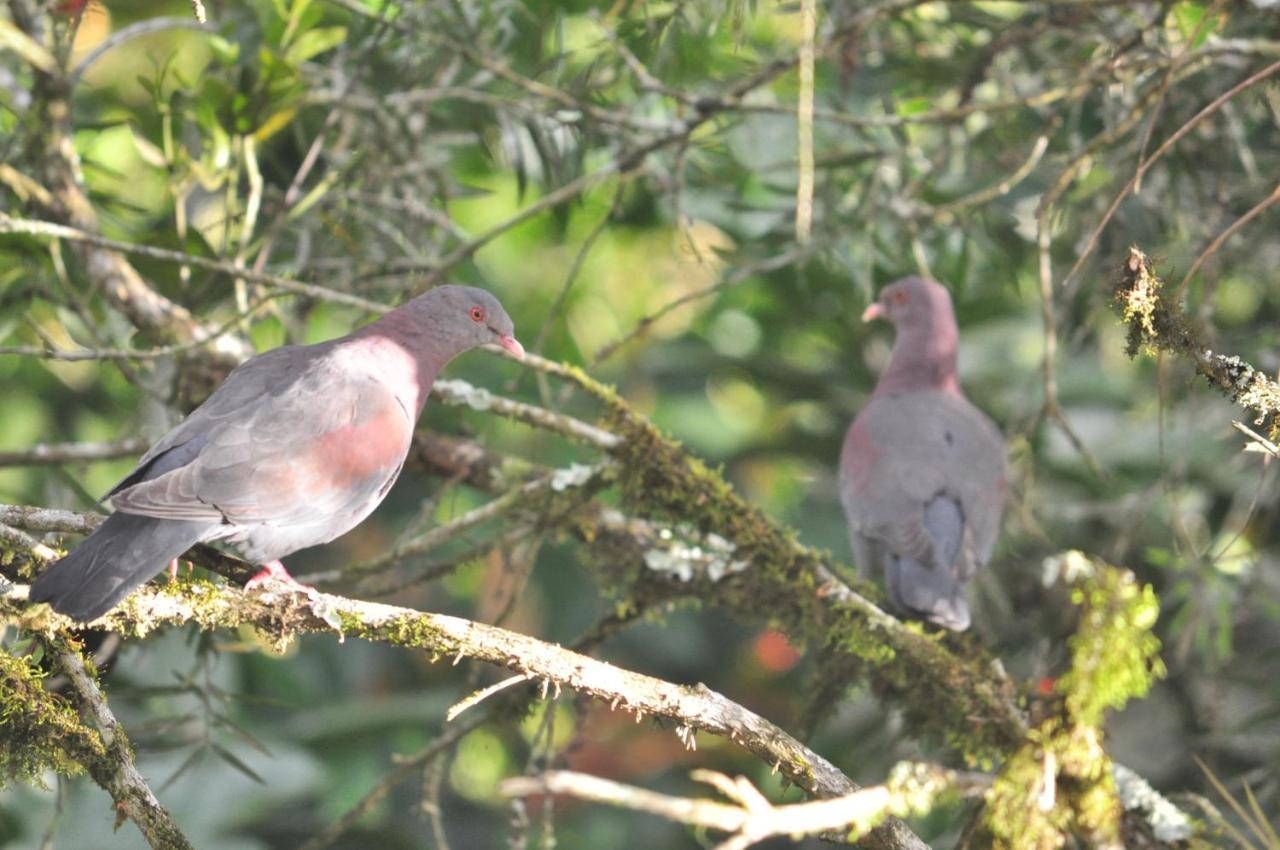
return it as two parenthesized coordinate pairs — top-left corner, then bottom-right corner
(30, 285), (523, 622)
(838, 276), (1004, 631)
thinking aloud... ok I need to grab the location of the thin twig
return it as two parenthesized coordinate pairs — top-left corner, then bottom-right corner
(592, 247), (806, 364)
(0, 215), (386, 313)
(1061, 59), (1280, 292)
(795, 0), (817, 244)
(503, 763), (970, 850)
(0, 438), (146, 467)
(431, 378), (621, 449)
(1176, 181), (1280, 300)
(296, 718), (482, 850)
(68, 18), (209, 87)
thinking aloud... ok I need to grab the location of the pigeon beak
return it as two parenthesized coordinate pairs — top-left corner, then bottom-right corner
(498, 334), (525, 359)
(861, 303), (885, 322)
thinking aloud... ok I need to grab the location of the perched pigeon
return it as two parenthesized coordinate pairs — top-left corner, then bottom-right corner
(30, 285), (523, 622)
(838, 277), (1004, 631)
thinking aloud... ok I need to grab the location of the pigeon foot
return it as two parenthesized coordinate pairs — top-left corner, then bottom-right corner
(245, 560), (316, 595)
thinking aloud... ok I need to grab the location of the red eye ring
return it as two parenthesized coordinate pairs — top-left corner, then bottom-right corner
(469, 306), (485, 323)
(892, 291), (908, 305)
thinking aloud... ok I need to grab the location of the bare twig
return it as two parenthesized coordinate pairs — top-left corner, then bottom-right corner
(795, 0), (817, 244)
(68, 18), (209, 87)
(1232, 421), (1280, 459)
(1061, 59), (1280, 291)
(503, 763), (972, 850)
(1176, 181), (1280, 300)
(0, 216), (386, 313)
(431, 377), (621, 449)
(296, 718), (483, 850)
(0, 439), (145, 468)
(592, 247), (806, 364)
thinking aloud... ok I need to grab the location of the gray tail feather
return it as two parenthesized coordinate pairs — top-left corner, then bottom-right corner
(885, 553), (971, 631)
(29, 512), (211, 623)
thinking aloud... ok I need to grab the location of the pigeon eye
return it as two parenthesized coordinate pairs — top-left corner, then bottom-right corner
(892, 291), (908, 305)
(469, 306), (485, 323)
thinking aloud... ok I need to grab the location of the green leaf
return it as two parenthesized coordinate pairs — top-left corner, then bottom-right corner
(285, 25), (348, 64)
(895, 95), (933, 117)
(253, 107), (298, 142)
(1171, 2), (1217, 49)
(207, 34), (240, 65)
(358, 0), (401, 20)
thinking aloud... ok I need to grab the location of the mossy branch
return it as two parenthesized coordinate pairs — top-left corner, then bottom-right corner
(513, 353), (1028, 764)
(49, 640), (195, 850)
(1, 578), (927, 850)
(1114, 246), (1280, 438)
(0, 636), (191, 849)
(980, 553), (1179, 850)
(0, 640), (103, 785)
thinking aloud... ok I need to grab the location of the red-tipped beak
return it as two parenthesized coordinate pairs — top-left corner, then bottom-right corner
(499, 335), (525, 358)
(861, 303), (884, 322)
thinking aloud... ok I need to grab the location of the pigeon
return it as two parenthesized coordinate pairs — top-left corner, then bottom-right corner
(838, 276), (1005, 631)
(30, 285), (523, 622)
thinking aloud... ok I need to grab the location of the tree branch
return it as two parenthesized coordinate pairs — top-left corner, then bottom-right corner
(1114, 246), (1280, 435)
(504, 763), (973, 850)
(0, 438), (147, 468)
(4, 580), (928, 849)
(49, 642), (194, 850)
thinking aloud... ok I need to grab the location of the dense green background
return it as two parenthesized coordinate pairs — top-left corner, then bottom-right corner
(2, 0), (1279, 846)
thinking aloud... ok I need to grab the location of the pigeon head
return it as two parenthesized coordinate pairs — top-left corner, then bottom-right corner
(396, 285), (524, 359)
(862, 276), (959, 395)
(862, 276), (954, 334)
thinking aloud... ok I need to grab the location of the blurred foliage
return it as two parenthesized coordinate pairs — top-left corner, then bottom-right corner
(2, 0), (1280, 847)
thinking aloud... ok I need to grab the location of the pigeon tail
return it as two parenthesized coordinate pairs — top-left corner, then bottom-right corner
(885, 553), (971, 630)
(884, 496), (971, 631)
(29, 512), (212, 623)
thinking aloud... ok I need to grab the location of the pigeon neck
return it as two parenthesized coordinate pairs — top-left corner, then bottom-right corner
(874, 327), (961, 397)
(353, 313), (456, 414)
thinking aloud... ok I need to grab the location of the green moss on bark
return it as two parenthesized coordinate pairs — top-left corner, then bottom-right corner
(592, 383), (1025, 765)
(1115, 247), (1280, 438)
(984, 555), (1165, 849)
(0, 645), (103, 786)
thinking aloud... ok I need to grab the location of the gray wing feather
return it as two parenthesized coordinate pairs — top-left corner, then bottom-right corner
(110, 342), (411, 527)
(840, 390), (1004, 628)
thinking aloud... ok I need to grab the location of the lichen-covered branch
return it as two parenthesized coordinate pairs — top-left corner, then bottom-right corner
(0, 632), (191, 848)
(431, 377), (621, 449)
(1114, 246), (1280, 437)
(49, 642), (194, 850)
(977, 552), (1175, 850)
(3, 578), (925, 849)
(512, 355), (1030, 763)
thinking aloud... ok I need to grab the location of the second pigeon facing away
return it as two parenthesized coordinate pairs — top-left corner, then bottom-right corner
(839, 276), (1005, 631)
(30, 285), (523, 623)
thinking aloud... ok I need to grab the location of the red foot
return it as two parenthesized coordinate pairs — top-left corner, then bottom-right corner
(244, 560), (315, 594)
(167, 559), (194, 582)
